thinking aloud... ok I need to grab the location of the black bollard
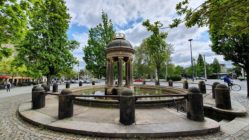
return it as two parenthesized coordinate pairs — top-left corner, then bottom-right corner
(66, 82), (70, 88)
(186, 87), (204, 121)
(53, 83), (58, 92)
(215, 84), (232, 109)
(32, 86), (46, 109)
(58, 89), (74, 119)
(119, 88), (135, 125)
(168, 80), (173, 87)
(198, 81), (206, 94)
(79, 81), (83, 86)
(92, 81), (95, 85)
(212, 82), (220, 98)
(155, 81), (160, 86)
(183, 80), (188, 89)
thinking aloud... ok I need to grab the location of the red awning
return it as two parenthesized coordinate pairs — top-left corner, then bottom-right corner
(0, 75), (10, 79)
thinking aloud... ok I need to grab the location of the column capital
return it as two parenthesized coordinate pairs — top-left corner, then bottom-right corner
(127, 57), (133, 62)
(107, 57), (114, 63)
(118, 56), (124, 60)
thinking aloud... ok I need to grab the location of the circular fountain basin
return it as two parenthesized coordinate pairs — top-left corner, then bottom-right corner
(73, 85), (188, 108)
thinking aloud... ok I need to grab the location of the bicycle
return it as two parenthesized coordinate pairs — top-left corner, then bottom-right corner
(228, 83), (241, 91)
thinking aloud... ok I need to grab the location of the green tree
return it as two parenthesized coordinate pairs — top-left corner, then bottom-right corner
(83, 12), (115, 79)
(196, 54), (204, 77)
(0, 0), (29, 60)
(175, 65), (185, 76)
(17, 0), (79, 85)
(211, 58), (221, 74)
(133, 41), (154, 79)
(142, 20), (172, 85)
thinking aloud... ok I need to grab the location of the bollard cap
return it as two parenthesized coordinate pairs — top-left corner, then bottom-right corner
(53, 83), (58, 86)
(32, 86), (45, 92)
(32, 85), (39, 90)
(41, 83), (47, 87)
(215, 84), (229, 89)
(120, 88), (133, 96)
(213, 82), (220, 85)
(61, 89), (73, 95)
(188, 87), (200, 94)
(212, 82), (220, 87)
(199, 81), (205, 84)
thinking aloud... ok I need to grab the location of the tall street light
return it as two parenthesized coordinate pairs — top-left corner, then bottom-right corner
(188, 39), (194, 81)
(78, 63), (80, 81)
(203, 54), (207, 80)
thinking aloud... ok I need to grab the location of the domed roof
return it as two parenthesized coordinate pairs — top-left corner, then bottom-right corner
(107, 34), (132, 48)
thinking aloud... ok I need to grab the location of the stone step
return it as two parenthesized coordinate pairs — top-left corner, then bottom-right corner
(219, 119), (230, 125)
(220, 116), (249, 135)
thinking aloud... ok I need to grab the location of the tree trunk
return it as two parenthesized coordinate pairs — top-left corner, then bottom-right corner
(156, 65), (160, 85)
(246, 67), (249, 97)
(47, 75), (51, 85)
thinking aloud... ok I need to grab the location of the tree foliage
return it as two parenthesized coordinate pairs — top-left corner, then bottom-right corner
(142, 20), (172, 84)
(0, 0), (29, 60)
(16, 0), (78, 84)
(172, 0), (249, 95)
(83, 12), (115, 78)
(211, 58), (221, 74)
(133, 41), (154, 79)
(196, 54), (204, 76)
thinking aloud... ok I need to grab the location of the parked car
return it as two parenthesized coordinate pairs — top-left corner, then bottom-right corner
(70, 80), (77, 83)
(83, 80), (90, 84)
(134, 79), (144, 82)
(196, 77), (207, 81)
(238, 76), (247, 81)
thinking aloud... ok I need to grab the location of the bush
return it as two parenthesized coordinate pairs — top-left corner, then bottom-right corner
(167, 75), (182, 81)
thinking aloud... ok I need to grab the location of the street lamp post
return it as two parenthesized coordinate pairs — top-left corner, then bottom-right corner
(78, 63), (80, 81)
(203, 54), (207, 80)
(188, 39), (194, 81)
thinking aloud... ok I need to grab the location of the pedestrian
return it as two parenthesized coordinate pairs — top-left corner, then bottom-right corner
(6, 81), (11, 92)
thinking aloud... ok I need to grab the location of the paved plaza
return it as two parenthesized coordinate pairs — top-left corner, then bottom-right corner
(1, 80), (249, 139)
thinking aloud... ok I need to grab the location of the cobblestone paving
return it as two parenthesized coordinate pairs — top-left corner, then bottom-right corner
(0, 92), (248, 140)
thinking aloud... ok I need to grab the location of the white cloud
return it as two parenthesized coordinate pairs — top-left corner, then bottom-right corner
(66, 0), (182, 27)
(66, 0), (232, 69)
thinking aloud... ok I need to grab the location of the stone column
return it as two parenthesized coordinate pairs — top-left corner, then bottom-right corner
(106, 59), (110, 85)
(215, 84), (231, 109)
(125, 61), (129, 86)
(129, 58), (133, 86)
(186, 87), (204, 121)
(32, 86), (46, 109)
(118, 57), (123, 87)
(119, 88), (135, 125)
(58, 89), (74, 119)
(109, 58), (114, 86)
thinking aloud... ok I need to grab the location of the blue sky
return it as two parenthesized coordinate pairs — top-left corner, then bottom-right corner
(65, 0), (232, 70)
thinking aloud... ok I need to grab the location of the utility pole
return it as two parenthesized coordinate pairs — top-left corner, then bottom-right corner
(78, 63), (80, 81)
(203, 54), (207, 80)
(188, 39), (194, 81)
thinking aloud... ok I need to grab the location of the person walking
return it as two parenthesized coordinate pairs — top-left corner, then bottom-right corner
(6, 81), (11, 92)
